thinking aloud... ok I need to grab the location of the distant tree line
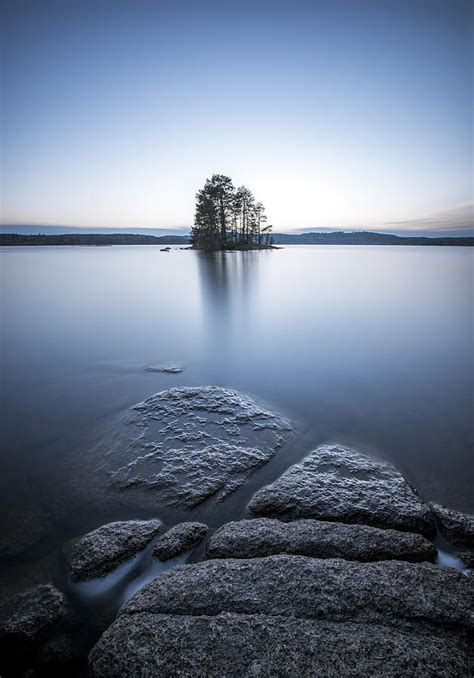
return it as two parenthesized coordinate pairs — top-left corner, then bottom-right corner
(191, 174), (273, 250)
(0, 233), (188, 246)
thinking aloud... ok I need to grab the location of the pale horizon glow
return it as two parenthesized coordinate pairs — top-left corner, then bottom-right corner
(1, 0), (472, 232)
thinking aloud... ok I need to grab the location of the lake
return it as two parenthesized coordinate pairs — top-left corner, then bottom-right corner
(1, 244), (473, 574)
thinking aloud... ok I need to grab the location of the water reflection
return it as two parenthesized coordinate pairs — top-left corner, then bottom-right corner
(196, 251), (259, 372)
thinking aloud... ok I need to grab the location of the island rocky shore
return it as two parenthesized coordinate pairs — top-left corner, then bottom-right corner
(0, 387), (472, 677)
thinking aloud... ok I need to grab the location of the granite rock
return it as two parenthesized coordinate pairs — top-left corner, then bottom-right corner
(0, 583), (77, 675)
(89, 555), (473, 677)
(430, 503), (474, 548)
(153, 522), (208, 561)
(96, 387), (293, 511)
(248, 444), (435, 536)
(207, 518), (436, 563)
(121, 555), (472, 626)
(67, 519), (163, 581)
(89, 612), (472, 678)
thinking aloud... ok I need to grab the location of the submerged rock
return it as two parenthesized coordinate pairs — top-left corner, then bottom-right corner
(67, 519), (163, 581)
(104, 387), (293, 510)
(248, 444), (435, 537)
(145, 364), (184, 373)
(430, 503), (474, 548)
(207, 518), (436, 563)
(153, 522), (208, 561)
(89, 555), (473, 677)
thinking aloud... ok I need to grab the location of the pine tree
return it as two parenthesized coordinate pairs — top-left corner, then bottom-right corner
(191, 174), (272, 250)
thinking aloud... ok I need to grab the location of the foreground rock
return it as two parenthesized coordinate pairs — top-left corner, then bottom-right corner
(89, 555), (473, 677)
(248, 444), (435, 537)
(67, 519), (163, 581)
(89, 612), (471, 678)
(207, 518), (436, 563)
(0, 583), (77, 674)
(153, 522), (208, 560)
(430, 503), (474, 547)
(106, 387), (293, 510)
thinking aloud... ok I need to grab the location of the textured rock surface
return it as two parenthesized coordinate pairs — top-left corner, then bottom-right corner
(105, 387), (293, 509)
(430, 503), (474, 548)
(121, 555), (472, 625)
(0, 584), (68, 642)
(89, 556), (473, 677)
(0, 583), (77, 675)
(207, 518), (436, 563)
(89, 612), (472, 678)
(153, 522), (208, 560)
(68, 519), (163, 581)
(455, 550), (474, 569)
(248, 444), (435, 536)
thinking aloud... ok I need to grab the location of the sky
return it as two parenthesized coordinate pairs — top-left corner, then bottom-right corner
(1, 0), (472, 232)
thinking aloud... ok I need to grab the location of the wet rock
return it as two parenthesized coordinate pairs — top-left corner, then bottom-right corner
(248, 444), (435, 537)
(153, 522), (208, 561)
(455, 550), (474, 569)
(0, 584), (68, 642)
(89, 613), (472, 678)
(207, 518), (436, 563)
(0, 583), (77, 675)
(67, 519), (163, 581)
(121, 555), (472, 625)
(103, 387), (293, 510)
(89, 556), (473, 677)
(430, 503), (474, 548)
(145, 364), (184, 373)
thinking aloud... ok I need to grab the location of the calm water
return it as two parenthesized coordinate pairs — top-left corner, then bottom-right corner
(1, 244), (473, 554)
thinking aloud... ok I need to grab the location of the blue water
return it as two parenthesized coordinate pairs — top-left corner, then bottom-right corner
(1, 244), (473, 540)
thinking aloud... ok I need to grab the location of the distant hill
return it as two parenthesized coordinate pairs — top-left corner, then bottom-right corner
(1, 231), (472, 247)
(0, 233), (189, 246)
(0, 224), (190, 237)
(271, 231), (473, 246)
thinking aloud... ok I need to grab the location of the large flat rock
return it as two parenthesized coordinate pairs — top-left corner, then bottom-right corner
(207, 518), (436, 563)
(67, 519), (164, 581)
(248, 444), (435, 536)
(121, 555), (472, 626)
(89, 555), (473, 677)
(89, 612), (472, 678)
(88, 387), (293, 512)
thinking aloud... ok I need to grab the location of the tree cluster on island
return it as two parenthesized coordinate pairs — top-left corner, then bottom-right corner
(191, 174), (274, 251)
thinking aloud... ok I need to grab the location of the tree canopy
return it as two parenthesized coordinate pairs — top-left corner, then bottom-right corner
(191, 174), (273, 250)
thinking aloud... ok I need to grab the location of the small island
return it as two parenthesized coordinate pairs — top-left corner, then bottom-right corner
(191, 174), (275, 251)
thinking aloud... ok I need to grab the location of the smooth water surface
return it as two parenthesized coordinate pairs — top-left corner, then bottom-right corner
(1, 245), (473, 544)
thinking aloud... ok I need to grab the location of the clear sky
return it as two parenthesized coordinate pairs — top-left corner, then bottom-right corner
(1, 0), (472, 231)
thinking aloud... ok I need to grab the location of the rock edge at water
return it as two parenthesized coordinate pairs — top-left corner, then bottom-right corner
(248, 444), (435, 537)
(67, 519), (164, 581)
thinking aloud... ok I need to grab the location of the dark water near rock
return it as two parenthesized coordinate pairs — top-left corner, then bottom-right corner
(0, 245), (472, 592)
